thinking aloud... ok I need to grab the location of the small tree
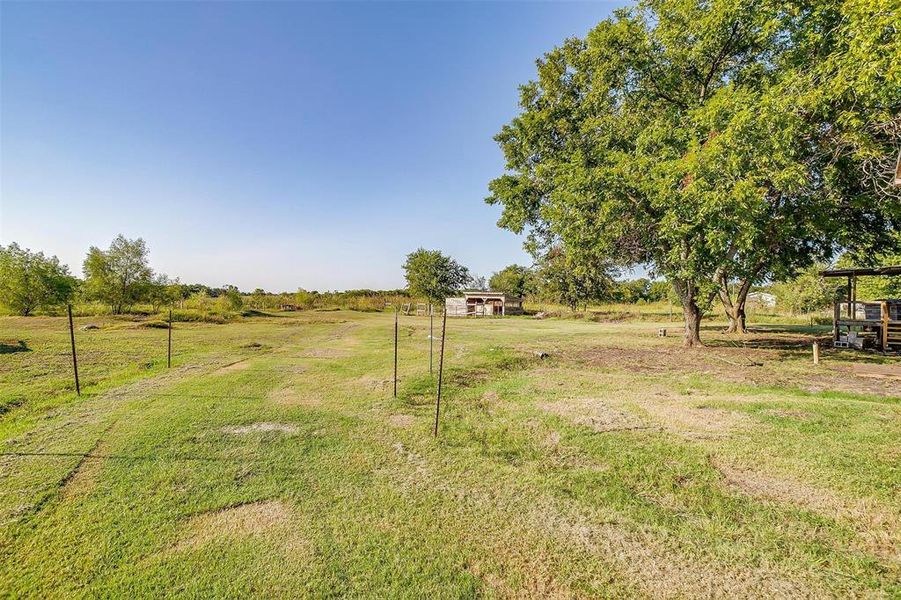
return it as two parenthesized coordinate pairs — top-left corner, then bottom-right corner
(403, 248), (470, 305)
(0, 243), (76, 315)
(83, 235), (154, 314)
(295, 289), (316, 309)
(489, 264), (533, 297)
(772, 265), (842, 315)
(146, 274), (181, 312)
(222, 285), (244, 311)
(250, 288), (267, 309)
(647, 280), (671, 303)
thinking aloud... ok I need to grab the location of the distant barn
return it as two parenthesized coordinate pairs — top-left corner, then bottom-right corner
(445, 291), (524, 317)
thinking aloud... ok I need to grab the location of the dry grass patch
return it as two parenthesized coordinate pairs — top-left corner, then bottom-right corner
(387, 414), (415, 428)
(358, 375), (391, 391)
(638, 394), (755, 439)
(214, 360), (250, 374)
(841, 363), (901, 381)
(572, 344), (901, 398)
(297, 348), (348, 359)
(714, 460), (900, 562)
(520, 500), (825, 599)
(267, 387), (321, 408)
(173, 499), (305, 553)
(539, 398), (646, 433)
(392, 442), (430, 479)
(222, 422), (299, 435)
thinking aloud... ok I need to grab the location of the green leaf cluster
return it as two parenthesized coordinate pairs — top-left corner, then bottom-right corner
(0, 243), (76, 316)
(402, 248), (471, 304)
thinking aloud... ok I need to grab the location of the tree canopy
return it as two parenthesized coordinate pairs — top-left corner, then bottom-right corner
(487, 0), (899, 346)
(403, 248), (470, 304)
(83, 235), (154, 314)
(488, 264), (534, 298)
(0, 243), (76, 316)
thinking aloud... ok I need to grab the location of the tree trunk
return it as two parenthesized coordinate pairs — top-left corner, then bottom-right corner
(672, 279), (703, 347)
(725, 306), (747, 334)
(718, 274), (753, 334)
(682, 300), (703, 347)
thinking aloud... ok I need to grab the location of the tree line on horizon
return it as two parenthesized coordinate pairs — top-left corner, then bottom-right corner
(0, 236), (248, 317)
(0, 238), (668, 316)
(2, 235), (897, 319)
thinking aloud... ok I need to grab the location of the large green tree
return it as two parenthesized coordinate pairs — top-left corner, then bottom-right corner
(487, 0), (899, 346)
(0, 243), (76, 316)
(403, 248), (470, 305)
(83, 235), (154, 314)
(715, 0), (901, 333)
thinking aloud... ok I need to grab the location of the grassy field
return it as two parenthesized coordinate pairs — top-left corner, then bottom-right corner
(1, 311), (898, 598)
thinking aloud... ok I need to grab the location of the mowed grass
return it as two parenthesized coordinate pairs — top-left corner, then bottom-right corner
(0, 311), (898, 598)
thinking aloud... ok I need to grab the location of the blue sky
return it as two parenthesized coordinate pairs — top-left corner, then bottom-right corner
(1, 1), (620, 292)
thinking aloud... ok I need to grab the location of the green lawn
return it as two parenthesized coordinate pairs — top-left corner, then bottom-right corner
(1, 311), (898, 598)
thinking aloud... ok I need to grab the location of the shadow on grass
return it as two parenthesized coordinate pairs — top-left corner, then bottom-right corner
(701, 328), (897, 362)
(241, 309), (289, 318)
(0, 340), (30, 354)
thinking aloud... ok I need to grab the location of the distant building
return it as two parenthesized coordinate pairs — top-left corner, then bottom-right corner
(445, 291), (524, 317)
(747, 292), (776, 308)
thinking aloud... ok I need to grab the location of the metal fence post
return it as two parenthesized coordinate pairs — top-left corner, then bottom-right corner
(67, 304), (81, 396)
(429, 304), (433, 375)
(394, 307), (398, 398)
(168, 308), (172, 368)
(433, 309), (448, 437)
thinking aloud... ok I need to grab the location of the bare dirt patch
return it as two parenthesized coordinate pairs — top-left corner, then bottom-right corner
(222, 422), (299, 435)
(714, 460), (900, 561)
(572, 343), (901, 398)
(842, 363), (901, 380)
(539, 398), (646, 433)
(173, 499), (298, 551)
(267, 387), (321, 408)
(482, 390), (500, 403)
(387, 414), (415, 428)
